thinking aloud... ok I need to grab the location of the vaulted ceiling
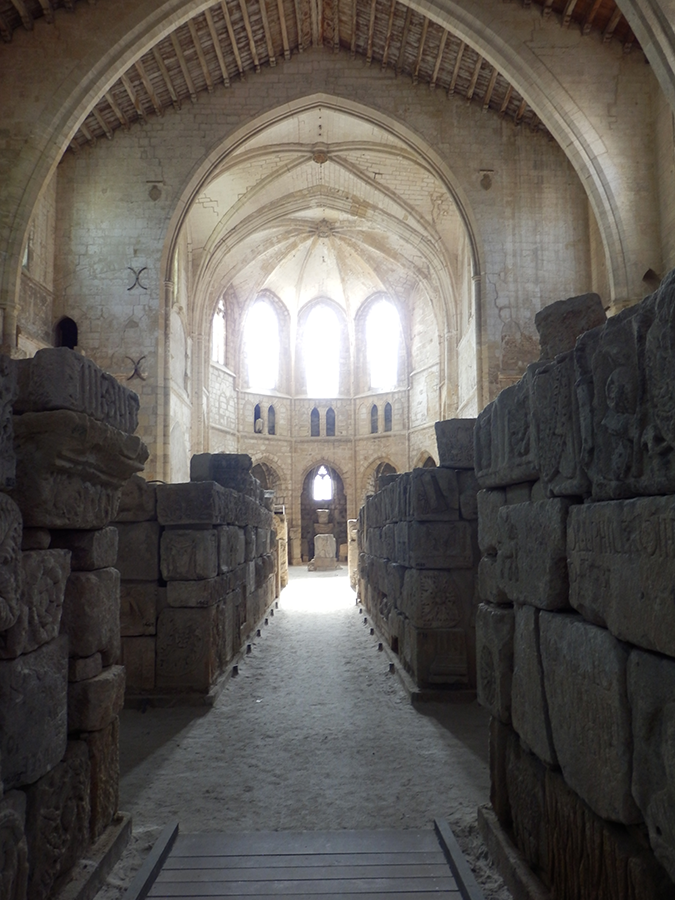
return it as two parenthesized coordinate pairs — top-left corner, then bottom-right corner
(0, 0), (642, 152)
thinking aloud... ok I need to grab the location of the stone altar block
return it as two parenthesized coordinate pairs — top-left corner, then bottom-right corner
(308, 533), (340, 570)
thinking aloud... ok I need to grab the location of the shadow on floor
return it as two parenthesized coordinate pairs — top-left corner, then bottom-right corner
(119, 705), (210, 778)
(415, 701), (490, 764)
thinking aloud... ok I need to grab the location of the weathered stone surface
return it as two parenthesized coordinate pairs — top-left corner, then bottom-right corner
(489, 717), (512, 829)
(477, 489), (505, 555)
(12, 410), (148, 529)
(0, 549), (70, 658)
(506, 730), (549, 884)
(476, 603), (514, 723)
(505, 482), (531, 505)
(408, 467), (459, 520)
(458, 470), (479, 520)
(511, 605), (557, 765)
(628, 649), (675, 882)
(191, 452), (253, 493)
(121, 637), (155, 691)
(60, 568), (120, 665)
(406, 520), (474, 569)
(244, 525), (256, 562)
(116, 522), (160, 581)
(50, 527), (118, 571)
(84, 718), (119, 841)
(474, 363), (545, 488)
(407, 627), (470, 688)
(477, 555), (508, 605)
(68, 653), (102, 683)
(534, 291), (606, 360)
(160, 529), (218, 581)
(539, 613), (640, 824)
(273, 513), (288, 589)
(115, 474), (157, 522)
(0, 353), (17, 491)
(166, 574), (228, 608)
(120, 583), (157, 635)
(156, 481), (238, 527)
(24, 741), (90, 900)
(68, 666), (125, 733)
(0, 636), (67, 790)
(435, 418), (475, 469)
(0, 793), (29, 900)
(0, 494), (23, 632)
(218, 525), (245, 572)
(401, 569), (471, 629)
(568, 497), (675, 658)
(14, 348), (139, 433)
(495, 499), (572, 610)
(20, 529), (50, 551)
(156, 606), (219, 691)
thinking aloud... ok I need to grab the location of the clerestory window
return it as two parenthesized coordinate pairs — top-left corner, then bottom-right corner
(304, 305), (340, 397)
(244, 300), (279, 391)
(366, 299), (400, 390)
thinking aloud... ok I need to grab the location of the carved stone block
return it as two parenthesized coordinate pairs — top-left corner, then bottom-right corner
(407, 520), (474, 569)
(68, 653), (102, 683)
(0, 494), (23, 633)
(156, 481), (238, 527)
(539, 612), (640, 824)
(84, 718), (119, 842)
(115, 474), (157, 522)
(489, 717), (512, 829)
(0, 636), (68, 790)
(68, 665), (125, 733)
(477, 555), (508, 605)
(156, 606), (219, 691)
(190, 452), (254, 493)
(506, 730), (549, 884)
(121, 637), (155, 692)
(116, 522), (160, 581)
(401, 569), (472, 629)
(408, 627), (469, 688)
(12, 411), (148, 529)
(434, 418), (476, 469)
(60, 568), (120, 665)
(0, 353), (17, 491)
(160, 529), (218, 581)
(511, 605), (557, 765)
(477, 489), (506, 555)
(408, 467), (459, 521)
(166, 574), (228, 608)
(534, 291), (606, 360)
(244, 525), (256, 562)
(14, 347), (139, 433)
(50, 527), (118, 571)
(24, 741), (90, 900)
(120, 583), (157, 636)
(458, 470), (479, 520)
(20, 529), (49, 551)
(476, 603), (514, 723)
(628, 649), (675, 882)
(218, 526), (245, 572)
(0, 792), (29, 900)
(0, 549), (70, 659)
(568, 497), (675, 658)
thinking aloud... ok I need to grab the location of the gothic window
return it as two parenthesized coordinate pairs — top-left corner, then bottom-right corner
(244, 300), (279, 390)
(254, 403), (263, 433)
(371, 404), (378, 434)
(56, 317), (78, 350)
(304, 304), (340, 397)
(326, 407), (336, 436)
(313, 465), (332, 501)
(423, 454), (436, 468)
(384, 401), (392, 432)
(366, 299), (400, 389)
(211, 298), (226, 365)
(311, 407), (320, 437)
(268, 405), (276, 435)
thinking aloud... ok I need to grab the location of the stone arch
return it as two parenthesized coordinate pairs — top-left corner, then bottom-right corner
(413, 451), (437, 469)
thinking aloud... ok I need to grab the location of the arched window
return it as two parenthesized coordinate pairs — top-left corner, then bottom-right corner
(211, 298), (226, 365)
(244, 300), (279, 390)
(423, 455), (436, 468)
(366, 299), (400, 389)
(311, 407), (320, 437)
(313, 466), (332, 501)
(371, 404), (378, 434)
(268, 405), (276, 435)
(384, 402), (392, 432)
(304, 305), (340, 397)
(254, 403), (263, 433)
(326, 407), (336, 437)
(56, 317), (78, 350)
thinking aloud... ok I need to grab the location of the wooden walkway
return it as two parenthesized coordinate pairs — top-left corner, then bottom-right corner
(138, 823), (484, 900)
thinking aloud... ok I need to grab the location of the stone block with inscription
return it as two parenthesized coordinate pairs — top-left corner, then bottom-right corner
(116, 521), (160, 581)
(0, 791), (29, 900)
(218, 525), (245, 572)
(511, 605), (557, 765)
(0, 549), (70, 659)
(50, 527), (117, 571)
(156, 606), (219, 691)
(60, 568), (120, 665)
(434, 418), (475, 469)
(12, 411), (148, 529)
(628, 649), (675, 882)
(407, 520), (474, 569)
(160, 529), (218, 581)
(407, 627), (470, 688)
(0, 636), (67, 790)
(534, 291), (606, 360)
(121, 637), (155, 692)
(24, 741), (90, 900)
(115, 474), (157, 522)
(120, 583), (158, 636)
(68, 665), (125, 733)
(407, 467), (459, 520)
(0, 353), (17, 490)
(84, 717), (119, 842)
(400, 569), (472, 630)
(166, 574), (228, 608)
(539, 613), (640, 824)
(0, 494), (23, 633)
(568, 497), (675, 658)
(476, 603), (514, 723)
(157, 481), (238, 527)
(495, 499), (572, 610)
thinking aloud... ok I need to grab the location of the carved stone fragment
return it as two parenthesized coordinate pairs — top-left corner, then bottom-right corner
(477, 489), (505, 555)
(0, 636), (68, 790)
(511, 605), (557, 765)
(115, 474), (157, 522)
(218, 525), (245, 572)
(406, 520), (474, 569)
(539, 613), (640, 824)
(408, 627), (470, 688)
(458, 470), (479, 520)
(116, 522), (160, 581)
(68, 653), (102, 683)
(0, 494), (23, 633)
(0, 794), (28, 900)
(534, 291), (606, 360)
(400, 569), (468, 629)
(156, 606), (219, 691)
(568, 497), (675, 658)
(407, 467), (459, 521)
(68, 665), (125, 733)
(121, 637), (155, 691)
(506, 731), (548, 883)
(50, 527), (118, 571)
(60, 568), (120, 665)
(84, 718), (119, 841)
(190, 452), (254, 494)
(120, 583), (157, 635)
(166, 574), (228, 608)
(156, 481), (239, 527)
(434, 418), (476, 469)
(476, 602), (514, 723)
(160, 529), (218, 581)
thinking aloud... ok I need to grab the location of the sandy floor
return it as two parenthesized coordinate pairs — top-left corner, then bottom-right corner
(96, 568), (511, 899)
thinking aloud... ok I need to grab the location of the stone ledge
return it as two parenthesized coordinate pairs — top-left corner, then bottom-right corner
(477, 805), (551, 900)
(54, 812), (132, 900)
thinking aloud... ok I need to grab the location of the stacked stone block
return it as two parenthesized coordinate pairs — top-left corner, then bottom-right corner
(117, 454), (277, 699)
(0, 348), (147, 900)
(358, 419), (479, 690)
(475, 284), (675, 898)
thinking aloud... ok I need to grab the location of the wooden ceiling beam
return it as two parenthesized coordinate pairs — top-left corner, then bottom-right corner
(429, 29), (447, 89)
(120, 72), (148, 120)
(171, 31), (199, 99)
(542, 0), (554, 18)
(603, 6), (622, 41)
(380, 0), (396, 69)
(295, 0), (305, 52)
(623, 29), (635, 52)
(205, 8), (231, 85)
(79, 121), (96, 146)
(395, 5), (412, 76)
(515, 97), (527, 124)
(10, 0), (33, 31)
(152, 46), (182, 108)
(333, 0), (340, 52)
(412, 17), (429, 84)
(276, 0), (291, 58)
(258, 0), (277, 65)
(92, 107), (114, 140)
(483, 65), (498, 110)
(104, 91), (130, 130)
(447, 41), (465, 95)
(37, 0), (54, 24)
(466, 55), (482, 101)
(365, 0), (377, 65)
(135, 59), (164, 115)
(498, 83), (513, 116)
(188, 19), (215, 90)
(238, 0), (262, 71)
(310, 0), (319, 46)
(0, 13), (12, 41)
(561, 0), (578, 27)
(350, 0), (356, 58)
(582, 0), (603, 34)
(221, 2), (246, 75)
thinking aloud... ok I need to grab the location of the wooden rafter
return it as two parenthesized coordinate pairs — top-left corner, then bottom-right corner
(10, 0), (33, 30)
(623, 29), (635, 52)
(0, 13), (12, 41)
(152, 46), (181, 108)
(366, 0), (377, 65)
(395, 5), (413, 76)
(499, 83), (513, 116)
(221, 2), (246, 75)
(333, 0), (340, 52)
(466, 55), (482, 101)
(542, 0), (554, 18)
(120, 72), (147, 119)
(135, 59), (164, 115)
(561, 0), (578, 27)
(412, 17), (429, 84)
(603, 6), (622, 41)
(37, 0), (54, 24)
(92, 107), (114, 140)
(310, 0), (319, 46)
(483, 66), (498, 110)
(171, 31), (198, 100)
(448, 41), (464, 95)
(79, 120), (96, 145)
(515, 97), (527, 124)
(276, 0), (291, 58)
(582, 0), (603, 34)
(205, 8), (231, 85)
(296, 0), (305, 52)
(429, 29), (447, 89)
(188, 19), (215, 90)
(350, 0), (356, 58)
(258, 0), (277, 66)
(238, 0), (261, 71)
(104, 90), (130, 129)
(380, 0), (396, 69)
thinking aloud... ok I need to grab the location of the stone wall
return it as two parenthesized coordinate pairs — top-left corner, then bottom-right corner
(117, 453), (277, 701)
(0, 349), (147, 900)
(357, 419), (479, 690)
(475, 280), (675, 898)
